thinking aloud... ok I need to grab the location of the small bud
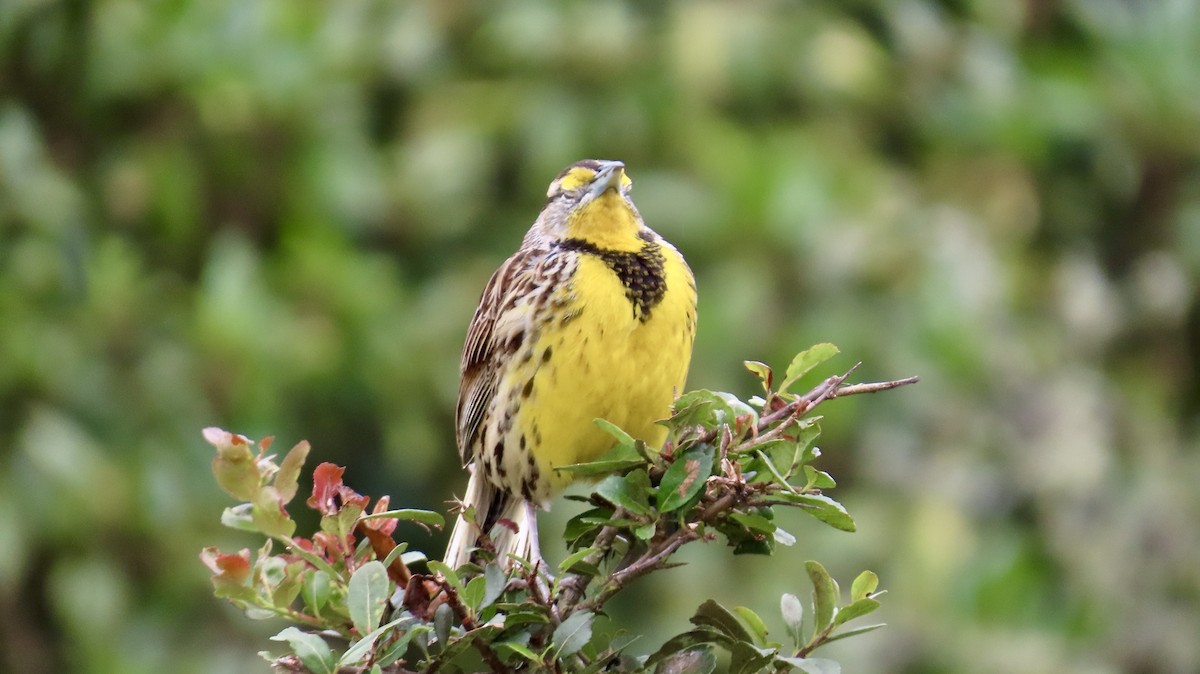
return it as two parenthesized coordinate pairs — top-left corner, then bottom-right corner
(781, 592), (804, 633)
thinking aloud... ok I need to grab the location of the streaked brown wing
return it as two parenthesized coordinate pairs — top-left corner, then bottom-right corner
(455, 248), (538, 466)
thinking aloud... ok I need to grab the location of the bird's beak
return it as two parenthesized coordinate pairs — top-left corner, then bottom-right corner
(588, 161), (626, 200)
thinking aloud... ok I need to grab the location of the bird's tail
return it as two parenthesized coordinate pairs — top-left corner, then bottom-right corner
(444, 465), (538, 571)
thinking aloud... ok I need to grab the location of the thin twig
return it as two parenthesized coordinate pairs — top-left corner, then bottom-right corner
(577, 489), (745, 613)
(695, 366), (854, 447)
(834, 375), (920, 397)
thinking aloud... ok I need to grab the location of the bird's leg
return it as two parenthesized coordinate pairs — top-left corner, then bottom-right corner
(524, 499), (558, 600)
(525, 499), (544, 571)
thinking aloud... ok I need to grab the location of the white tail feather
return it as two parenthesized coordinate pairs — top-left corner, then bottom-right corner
(443, 465), (540, 571)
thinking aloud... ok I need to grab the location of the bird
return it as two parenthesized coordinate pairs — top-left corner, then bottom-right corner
(443, 159), (697, 572)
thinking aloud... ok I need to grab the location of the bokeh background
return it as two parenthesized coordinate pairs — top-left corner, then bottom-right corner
(3, 1), (1199, 672)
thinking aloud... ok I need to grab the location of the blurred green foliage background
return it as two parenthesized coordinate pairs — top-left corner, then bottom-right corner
(2, 1), (1199, 672)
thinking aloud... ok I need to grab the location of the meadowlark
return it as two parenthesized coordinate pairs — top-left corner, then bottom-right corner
(443, 159), (698, 572)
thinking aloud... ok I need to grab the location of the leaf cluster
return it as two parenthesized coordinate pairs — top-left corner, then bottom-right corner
(201, 344), (915, 673)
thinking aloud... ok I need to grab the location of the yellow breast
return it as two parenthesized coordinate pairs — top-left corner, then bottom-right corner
(518, 238), (697, 497)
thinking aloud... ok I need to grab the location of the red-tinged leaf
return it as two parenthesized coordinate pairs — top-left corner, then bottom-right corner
(744, 360), (773, 391)
(307, 462), (371, 529)
(260, 435), (275, 451)
(291, 537), (317, 555)
(200, 546), (252, 582)
(203, 427), (252, 452)
(307, 463), (346, 516)
(200, 547), (255, 600)
(313, 531), (349, 559)
(360, 496), (398, 535)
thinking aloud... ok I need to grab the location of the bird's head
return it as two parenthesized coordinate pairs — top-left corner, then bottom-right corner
(532, 159), (645, 249)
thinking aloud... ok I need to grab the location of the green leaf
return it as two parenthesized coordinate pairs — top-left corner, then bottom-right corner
(753, 450), (797, 492)
(347, 561), (389, 636)
(750, 421), (821, 485)
(732, 538), (775, 556)
(659, 444), (714, 513)
(792, 423), (823, 465)
(803, 465), (837, 489)
(821, 622), (886, 645)
(691, 600), (754, 642)
(733, 606), (770, 646)
(496, 605), (551, 629)
(302, 570), (331, 616)
(274, 440), (310, 503)
(563, 507), (611, 546)
(645, 629), (724, 667)
(209, 430), (261, 501)
(220, 503), (257, 532)
(382, 542), (408, 569)
(271, 627), (336, 674)
(281, 538), (341, 580)
(755, 440), (801, 482)
(251, 487), (296, 538)
(727, 640), (778, 674)
(433, 602), (453, 649)
(435, 623), (503, 663)
(729, 508), (777, 534)
(775, 656), (842, 674)
(806, 561), (837, 633)
(556, 458), (647, 478)
(320, 501), (363, 540)
(850, 570), (878, 602)
(271, 561), (306, 608)
(552, 610), (594, 658)
(260, 556), (288, 591)
(595, 470), (653, 516)
(743, 360), (773, 391)
(714, 391), (759, 424)
(557, 420), (647, 477)
(779, 343), (840, 393)
(482, 563), (506, 609)
(593, 418), (638, 449)
(775, 492), (856, 532)
(668, 390), (722, 427)
(559, 547), (601, 575)
(339, 617), (406, 665)
(832, 598), (880, 627)
(376, 624), (433, 667)
(462, 575), (486, 612)
(496, 640), (543, 663)
(655, 645), (717, 674)
(780, 593), (804, 645)
(426, 561), (462, 592)
(360, 508), (445, 528)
